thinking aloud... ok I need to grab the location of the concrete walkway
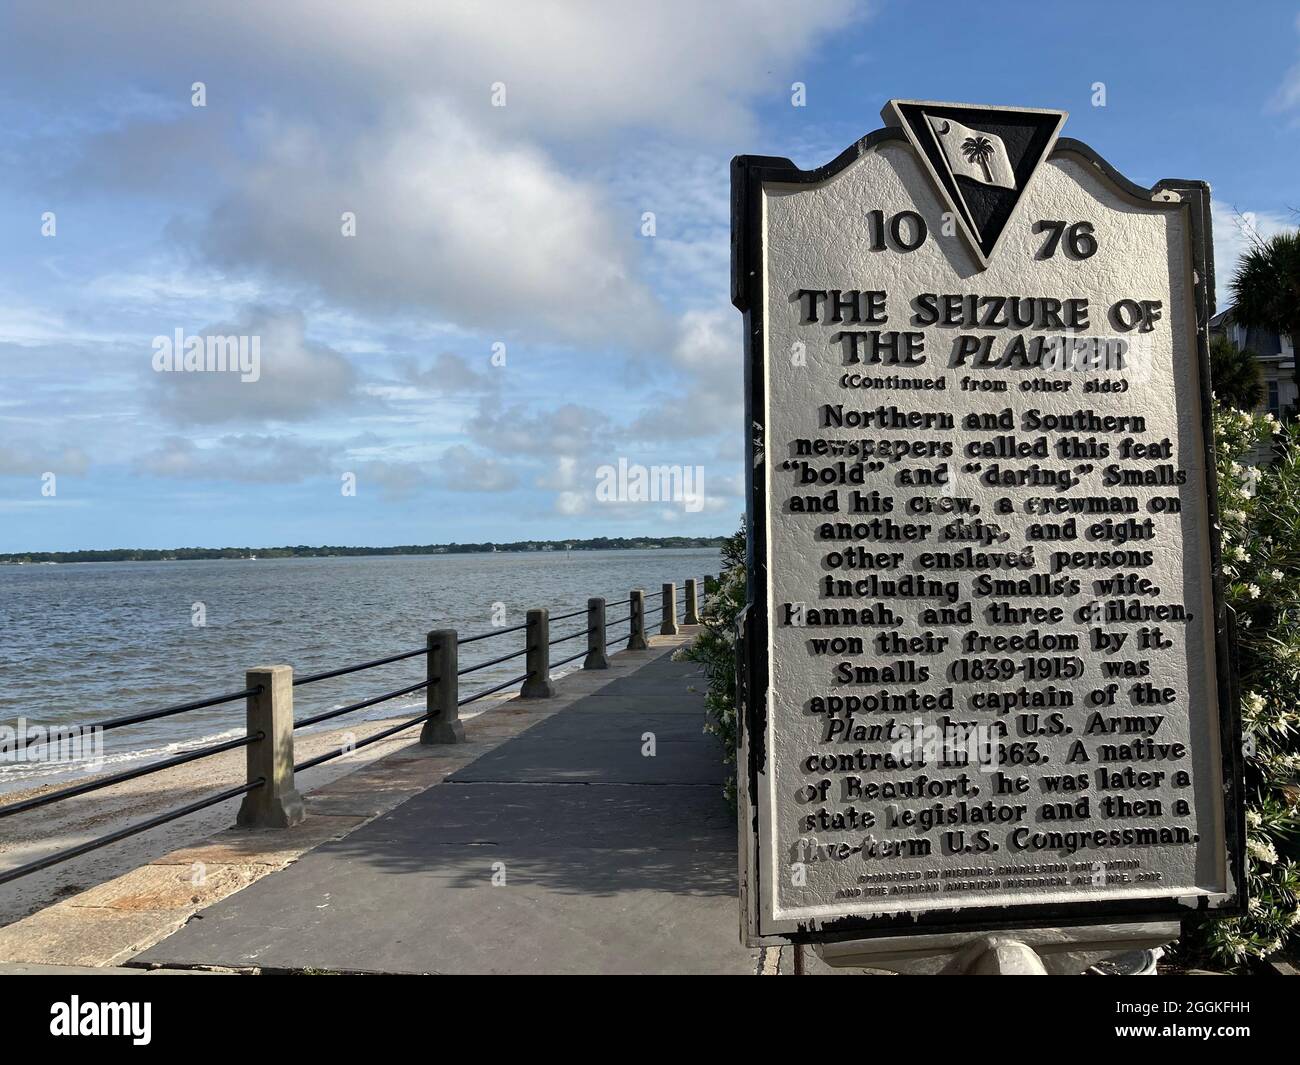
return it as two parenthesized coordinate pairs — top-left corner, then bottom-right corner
(133, 641), (758, 975)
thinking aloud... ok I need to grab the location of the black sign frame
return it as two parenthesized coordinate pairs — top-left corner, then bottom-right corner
(731, 117), (1246, 946)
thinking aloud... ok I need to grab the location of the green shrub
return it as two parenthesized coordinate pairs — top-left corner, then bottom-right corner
(1209, 334), (1264, 412)
(1189, 406), (1300, 966)
(677, 521), (746, 808)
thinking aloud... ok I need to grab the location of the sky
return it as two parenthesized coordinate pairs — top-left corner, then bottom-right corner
(0, 0), (1297, 552)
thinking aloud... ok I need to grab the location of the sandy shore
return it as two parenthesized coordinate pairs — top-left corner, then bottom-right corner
(0, 703), (509, 928)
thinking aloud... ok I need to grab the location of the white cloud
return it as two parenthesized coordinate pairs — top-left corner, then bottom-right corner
(400, 352), (499, 396)
(8, 1), (863, 139)
(0, 445), (90, 477)
(136, 434), (333, 483)
(196, 104), (665, 347)
(150, 307), (357, 424)
(1274, 14), (1300, 112)
(1211, 202), (1294, 306)
(1280, 65), (1300, 112)
(555, 490), (588, 516)
(8, 2), (861, 350)
(352, 459), (433, 501)
(439, 444), (519, 492)
(627, 306), (742, 442)
(467, 398), (613, 458)
(599, 143), (734, 311)
(0, 1), (842, 539)
(536, 455), (581, 491)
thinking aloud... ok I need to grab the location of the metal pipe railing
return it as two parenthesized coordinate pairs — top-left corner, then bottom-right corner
(294, 646), (427, 687)
(0, 779), (265, 888)
(0, 574), (708, 886)
(0, 734), (260, 820)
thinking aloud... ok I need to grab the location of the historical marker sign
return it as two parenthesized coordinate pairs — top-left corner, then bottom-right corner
(732, 100), (1244, 944)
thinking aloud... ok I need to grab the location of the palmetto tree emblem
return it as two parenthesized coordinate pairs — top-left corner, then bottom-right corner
(961, 135), (996, 183)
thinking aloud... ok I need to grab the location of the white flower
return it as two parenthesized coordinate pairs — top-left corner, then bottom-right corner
(1271, 570), (1284, 582)
(1247, 838), (1278, 864)
(1244, 692), (1266, 715)
(1247, 583), (1261, 599)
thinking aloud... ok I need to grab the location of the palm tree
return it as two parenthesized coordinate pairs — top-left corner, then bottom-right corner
(1209, 334), (1263, 412)
(961, 135), (996, 183)
(1231, 231), (1300, 412)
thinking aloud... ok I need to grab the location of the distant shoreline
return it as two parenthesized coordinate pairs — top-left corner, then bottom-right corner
(0, 537), (725, 566)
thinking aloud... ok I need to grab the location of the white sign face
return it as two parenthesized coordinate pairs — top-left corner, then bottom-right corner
(733, 101), (1243, 942)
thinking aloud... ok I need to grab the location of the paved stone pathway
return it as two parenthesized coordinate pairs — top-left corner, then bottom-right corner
(134, 643), (759, 974)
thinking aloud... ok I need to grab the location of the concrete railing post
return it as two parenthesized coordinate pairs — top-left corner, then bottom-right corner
(421, 628), (465, 744)
(684, 578), (700, 625)
(660, 582), (679, 636)
(628, 589), (648, 650)
(237, 665), (305, 829)
(584, 597), (609, 670)
(520, 607), (556, 698)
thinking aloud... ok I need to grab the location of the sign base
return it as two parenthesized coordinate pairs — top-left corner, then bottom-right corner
(811, 921), (1180, 975)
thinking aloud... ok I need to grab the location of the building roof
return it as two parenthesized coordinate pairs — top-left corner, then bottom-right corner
(1209, 304), (1285, 357)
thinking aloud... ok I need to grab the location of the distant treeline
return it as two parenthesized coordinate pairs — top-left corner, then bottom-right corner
(0, 536), (726, 565)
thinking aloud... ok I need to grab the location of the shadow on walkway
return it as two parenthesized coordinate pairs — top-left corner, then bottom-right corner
(133, 645), (756, 974)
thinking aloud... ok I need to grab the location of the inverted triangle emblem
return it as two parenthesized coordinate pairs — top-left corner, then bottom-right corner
(883, 99), (1067, 270)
